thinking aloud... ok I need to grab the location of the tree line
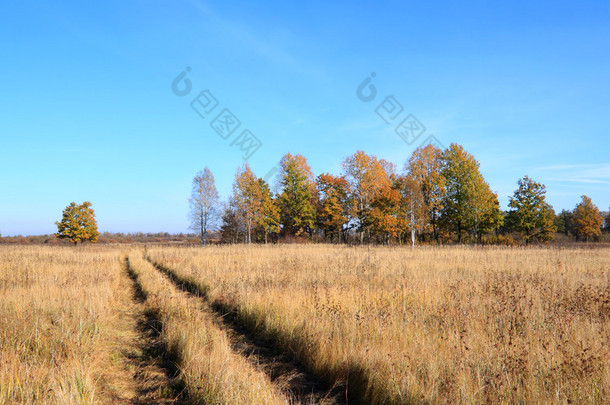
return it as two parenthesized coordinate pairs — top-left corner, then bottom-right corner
(43, 142), (606, 246)
(190, 143), (608, 245)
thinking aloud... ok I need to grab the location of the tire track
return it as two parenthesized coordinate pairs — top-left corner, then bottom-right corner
(146, 257), (348, 405)
(122, 257), (189, 404)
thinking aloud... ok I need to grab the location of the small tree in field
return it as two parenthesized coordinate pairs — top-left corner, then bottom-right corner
(55, 202), (99, 244)
(572, 195), (603, 242)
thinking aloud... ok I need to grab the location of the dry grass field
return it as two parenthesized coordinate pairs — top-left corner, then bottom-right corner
(1, 244), (609, 404)
(0, 246), (138, 403)
(147, 245), (610, 404)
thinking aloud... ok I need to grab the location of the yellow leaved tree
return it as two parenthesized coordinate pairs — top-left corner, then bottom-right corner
(55, 202), (99, 244)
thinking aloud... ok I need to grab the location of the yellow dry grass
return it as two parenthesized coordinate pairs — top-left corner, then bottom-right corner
(2, 244), (609, 404)
(0, 245), (138, 404)
(147, 244), (610, 404)
(127, 250), (288, 404)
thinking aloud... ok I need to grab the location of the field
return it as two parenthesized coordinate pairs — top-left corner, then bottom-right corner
(1, 245), (609, 404)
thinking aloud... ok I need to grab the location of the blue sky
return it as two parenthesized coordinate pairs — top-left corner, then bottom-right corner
(1, 1), (609, 235)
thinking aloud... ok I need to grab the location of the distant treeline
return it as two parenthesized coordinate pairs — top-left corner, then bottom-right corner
(0, 232), (209, 245)
(188, 143), (609, 246)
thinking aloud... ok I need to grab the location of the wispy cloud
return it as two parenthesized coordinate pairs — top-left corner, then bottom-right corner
(536, 163), (610, 185)
(186, 0), (319, 77)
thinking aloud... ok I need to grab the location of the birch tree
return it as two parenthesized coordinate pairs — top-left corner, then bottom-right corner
(189, 167), (220, 245)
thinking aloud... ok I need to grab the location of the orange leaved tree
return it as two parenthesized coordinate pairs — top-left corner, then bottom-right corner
(572, 195), (604, 242)
(316, 173), (352, 242)
(342, 151), (394, 243)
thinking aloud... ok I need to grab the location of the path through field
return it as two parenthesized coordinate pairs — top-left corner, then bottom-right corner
(146, 255), (346, 404)
(122, 257), (189, 404)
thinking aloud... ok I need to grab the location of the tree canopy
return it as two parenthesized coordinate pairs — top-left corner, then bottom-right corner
(342, 151), (394, 243)
(316, 173), (351, 242)
(506, 176), (556, 244)
(55, 202), (99, 244)
(441, 144), (502, 243)
(213, 144), (603, 245)
(277, 153), (317, 237)
(405, 144), (446, 241)
(572, 195), (603, 241)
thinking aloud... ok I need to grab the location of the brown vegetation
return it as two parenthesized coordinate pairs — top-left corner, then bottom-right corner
(0, 246), (139, 403)
(148, 244), (610, 403)
(2, 244), (609, 404)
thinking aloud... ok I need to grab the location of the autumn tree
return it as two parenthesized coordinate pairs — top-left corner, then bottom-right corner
(572, 195), (604, 242)
(232, 164), (260, 243)
(368, 176), (404, 244)
(505, 176), (557, 244)
(277, 153), (317, 237)
(404, 145), (446, 241)
(342, 151), (394, 243)
(316, 173), (351, 242)
(470, 178), (503, 243)
(189, 167), (220, 245)
(55, 202), (99, 244)
(255, 178), (280, 243)
(441, 144), (502, 242)
(230, 165), (280, 244)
